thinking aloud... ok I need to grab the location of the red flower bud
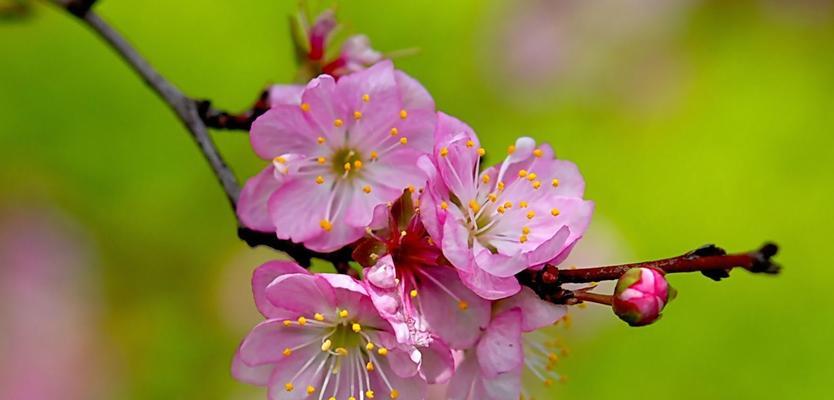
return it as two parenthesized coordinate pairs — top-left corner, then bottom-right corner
(612, 268), (675, 326)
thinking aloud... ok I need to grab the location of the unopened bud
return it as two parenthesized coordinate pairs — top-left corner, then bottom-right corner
(613, 268), (675, 327)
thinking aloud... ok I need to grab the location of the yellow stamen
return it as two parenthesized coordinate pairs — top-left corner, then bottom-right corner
(366, 361), (375, 371)
(466, 140), (475, 148)
(533, 148), (544, 158)
(552, 178), (560, 188)
(317, 136), (326, 145)
(377, 347), (388, 356)
(370, 151), (379, 160)
(282, 347), (292, 357)
(363, 185), (372, 194)
(440, 201), (448, 210)
(518, 169), (528, 177)
(532, 180), (542, 189)
(314, 313), (325, 321)
(399, 109), (408, 119)
(497, 181), (505, 191)
(407, 185), (416, 193)
(439, 147), (449, 157)
(551, 208), (561, 217)
(297, 316), (307, 326)
(333, 119), (344, 127)
(482, 174), (491, 184)
(468, 199), (481, 213)
(458, 300), (469, 310)
(320, 219), (333, 232)
(352, 323), (362, 333)
(527, 210), (536, 219)
(354, 160), (363, 169)
(284, 383), (294, 392)
(544, 378), (554, 387)
(527, 173), (537, 181)
(282, 320), (293, 327)
(519, 201), (529, 208)
(335, 347), (348, 356)
(353, 111), (363, 120)
(390, 389), (400, 399)
(488, 193), (498, 202)
(477, 147), (486, 156)
(321, 339), (332, 352)
(365, 342), (375, 351)
(317, 156), (326, 164)
(307, 386), (316, 395)
(349, 397), (357, 400)
(389, 127), (399, 136)
(300, 103), (310, 112)
(274, 156), (287, 164)
(497, 206), (506, 214)
(522, 226), (531, 235)
(507, 144), (516, 154)
(503, 201), (513, 209)
(399, 137), (408, 145)
(366, 390), (375, 399)
(339, 309), (349, 318)
(520, 234), (528, 243)
(548, 352), (559, 362)
(410, 289), (418, 298)
(315, 176), (325, 185)
(362, 93), (370, 102)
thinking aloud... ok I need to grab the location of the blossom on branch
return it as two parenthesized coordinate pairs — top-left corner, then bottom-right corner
(419, 114), (594, 299)
(239, 60), (437, 252)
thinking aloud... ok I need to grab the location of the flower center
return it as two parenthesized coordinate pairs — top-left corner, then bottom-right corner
(331, 147), (364, 178)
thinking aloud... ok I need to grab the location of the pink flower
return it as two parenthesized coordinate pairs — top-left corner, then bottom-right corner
(353, 194), (490, 362)
(233, 261), (426, 399)
(446, 288), (567, 400)
(323, 34), (384, 77)
(240, 60), (437, 252)
(419, 113), (594, 299)
(612, 267), (675, 326)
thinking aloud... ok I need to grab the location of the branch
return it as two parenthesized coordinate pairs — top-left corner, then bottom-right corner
(519, 243), (780, 303)
(196, 88), (271, 131)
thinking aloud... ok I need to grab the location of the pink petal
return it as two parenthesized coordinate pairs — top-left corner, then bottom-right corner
(264, 274), (336, 316)
(231, 352), (273, 386)
(470, 368), (521, 400)
(237, 165), (283, 232)
(267, 84), (304, 107)
(494, 287), (567, 332)
(446, 352), (479, 400)
(252, 261), (309, 318)
(441, 220), (475, 273)
(250, 104), (318, 160)
(419, 339), (455, 384)
(458, 266), (521, 300)
(525, 225), (570, 267)
(299, 75), (348, 147)
(433, 113), (480, 201)
(237, 319), (324, 366)
(265, 346), (328, 400)
(418, 266), (491, 349)
(475, 309), (523, 378)
(395, 70), (435, 111)
(474, 246), (528, 278)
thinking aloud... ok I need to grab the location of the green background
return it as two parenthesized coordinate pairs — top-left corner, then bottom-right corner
(2, 0), (832, 399)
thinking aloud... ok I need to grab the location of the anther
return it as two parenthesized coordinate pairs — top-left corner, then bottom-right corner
(440, 201), (448, 210)
(377, 347), (388, 356)
(365, 342), (375, 351)
(410, 289), (418, 298)
(466, 140), (475, 148)
(366, 361), (375, 371)
(353, 111), (363, 120)
(284, 383), (294, 392)
(366, 390), (375, 399)
(527, 210), (536, 219)
(399, 137), (408, 145)
(352, 323), (362, 333)
(532, 180), (542, 189)
(440, 147), (449, 157)
(552, 178), (560, 188)
(314, 313), (325, 321)
(503, 201), (513, 209)
(482, 174), (491, 184)
(300, 103), (310, 112)
(282, 320), (293, 327)
(390, 389), (400, 399)
(518, 169), (528, 177)
(399, 109), (408, 119)
(370, 151), (379, 160)
(527, 173), (537, 181)
(520, 234), (528, 243)
(321, 339), (332, 352)
(497, 206), (506, 214)
(497, 181), (505, 191)
(344, 162), (352, 172)
(519, 201), (529, 208)
(317, 136), (326, 144)
(522, 226), (531, 235)
(297, 316), (307, 326)
(363, 185), (372, 194)
(468, 200), (481, 213)
(339, 309), (349, 318)
(316, 176), (325, 184)
(488, 193), (497, 202)
(335, 347), (348, 356)
(307, 386), (316, 395)
(551, 208), (561, 217)
(274, 156), (287, 164)
(534, 148), (544, 158)
(477, 147), (486, 156)
(390, 127), (399, 136)
(317, 156), (326, 164)
(508, 144), (516, 154)
(458, 300), (469, 310)
(282, 347), (292, 357)
(354, 160), (363, 169)
(320, 219), (333, 232)
(334, 119), (344, 127)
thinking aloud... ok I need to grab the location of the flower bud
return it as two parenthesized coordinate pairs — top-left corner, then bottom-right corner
(612, 268), (675, 326)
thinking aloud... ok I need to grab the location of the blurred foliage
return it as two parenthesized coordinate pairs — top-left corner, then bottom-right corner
(1, 0), (833, 399)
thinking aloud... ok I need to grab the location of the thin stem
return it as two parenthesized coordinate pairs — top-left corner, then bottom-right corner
(572, 291), (613, 306)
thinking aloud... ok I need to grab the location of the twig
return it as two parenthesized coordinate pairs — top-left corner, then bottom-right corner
(196, 88), (271, 131)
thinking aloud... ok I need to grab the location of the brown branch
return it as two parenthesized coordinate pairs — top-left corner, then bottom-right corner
(520, 243), (780, 303)
(197, 88), (271, 131)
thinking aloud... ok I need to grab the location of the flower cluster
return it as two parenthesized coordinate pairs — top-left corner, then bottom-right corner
(233, 38), (594, 396)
